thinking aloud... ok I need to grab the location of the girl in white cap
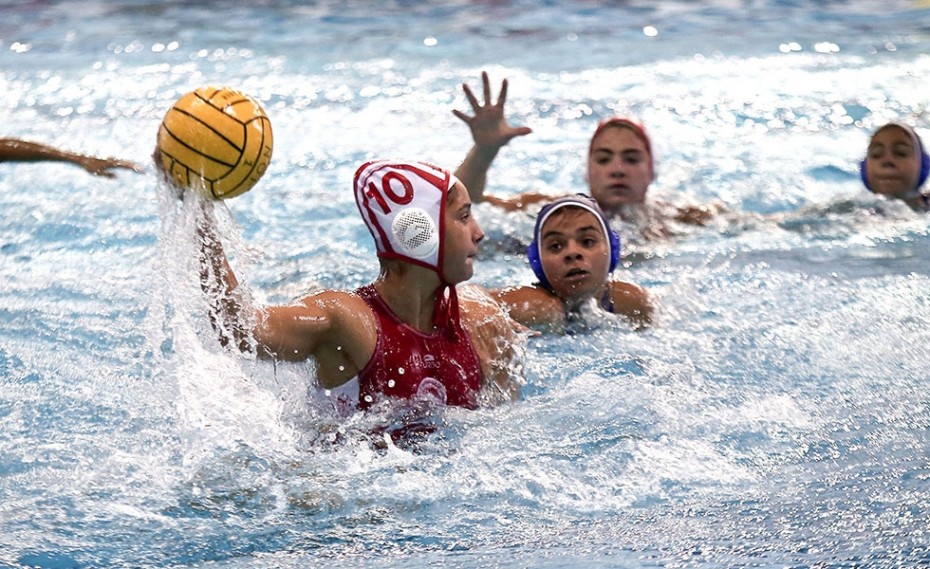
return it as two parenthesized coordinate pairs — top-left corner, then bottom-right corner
(193, 159), (524, 419)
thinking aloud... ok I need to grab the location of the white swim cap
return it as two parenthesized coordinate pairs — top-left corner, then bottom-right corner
(354, 160), (459, 274)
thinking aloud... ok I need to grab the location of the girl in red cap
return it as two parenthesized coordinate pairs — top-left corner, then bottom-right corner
(453, 72), (720, 238)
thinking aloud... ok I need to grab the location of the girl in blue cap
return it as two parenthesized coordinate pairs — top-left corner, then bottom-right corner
(486, 194), (652, 333)
(860, 122), (930, 211)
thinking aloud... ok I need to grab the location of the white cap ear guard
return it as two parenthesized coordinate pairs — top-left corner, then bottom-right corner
(391, 207), (439, 259)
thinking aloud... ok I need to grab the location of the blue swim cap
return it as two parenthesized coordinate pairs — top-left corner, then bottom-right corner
(527, 194), (621, 290)
(860, 122), (930, 193)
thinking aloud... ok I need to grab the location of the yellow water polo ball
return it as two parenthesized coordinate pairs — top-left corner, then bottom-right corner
(156, 86), (273, 200)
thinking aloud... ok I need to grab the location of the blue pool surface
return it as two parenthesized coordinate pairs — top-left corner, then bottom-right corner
(2, 1), (930, 567)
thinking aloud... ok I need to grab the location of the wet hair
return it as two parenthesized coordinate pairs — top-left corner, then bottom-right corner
(527, 194), (621, 291)
(860, 122), (930, 193)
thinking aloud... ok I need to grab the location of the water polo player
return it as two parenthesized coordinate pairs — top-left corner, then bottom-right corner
(860, 122), (930, 211)
(187, 159), (525, 417)
(452, 71), (721, 238)
(486, 194), (652, 332)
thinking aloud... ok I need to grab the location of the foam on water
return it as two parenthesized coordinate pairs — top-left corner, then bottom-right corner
(2, 1), (930, 567)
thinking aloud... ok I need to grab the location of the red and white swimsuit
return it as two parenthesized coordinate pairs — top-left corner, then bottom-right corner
(323, 284), (483, 414)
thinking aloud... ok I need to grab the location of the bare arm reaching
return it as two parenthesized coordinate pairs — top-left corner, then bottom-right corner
(0, 137), (142, 177)
(195, 201), (374, 377)
(453, 72), (532, 205)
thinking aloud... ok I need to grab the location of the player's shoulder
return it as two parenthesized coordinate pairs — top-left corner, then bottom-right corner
(298, 288), (370, 317)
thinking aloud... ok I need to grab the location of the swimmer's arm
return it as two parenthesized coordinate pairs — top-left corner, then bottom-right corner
(452, 71), (531, 205)
(196, 207), (256, 353)
(487, 285), (565, 331)
(673, 202), (725, 225)
(459, 287), (529, 402)
(196, 212), (349, 361)
(483, 191), (556, 212)
(609, 280), (653, 329)
(0, 137), (142, 177)
(160, 151), (246, 349)
(456, 143), (498, 205)
(196, 206), (369, 364)
(254, 292), (359, 362)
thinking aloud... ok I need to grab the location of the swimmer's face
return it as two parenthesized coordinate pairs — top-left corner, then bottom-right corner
(539, 207), (611, 301)
(865, 125), (922, 197)
(587, 125), (654, 214)
(442, 182), (485, 284)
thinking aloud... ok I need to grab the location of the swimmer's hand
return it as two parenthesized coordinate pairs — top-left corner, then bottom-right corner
(151, 146), (187, 200)
(453, 71), (532, 151)
(78, 155), (143, 178)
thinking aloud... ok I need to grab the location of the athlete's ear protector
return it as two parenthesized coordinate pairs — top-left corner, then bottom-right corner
(527, 195), (621, 290)
(860, 124), (930, 192)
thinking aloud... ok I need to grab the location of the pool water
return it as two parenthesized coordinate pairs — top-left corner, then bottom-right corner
(2, 1), (930, 567)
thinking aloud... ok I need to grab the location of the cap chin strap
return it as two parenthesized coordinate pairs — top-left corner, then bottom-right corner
(434, 284), (460, 340)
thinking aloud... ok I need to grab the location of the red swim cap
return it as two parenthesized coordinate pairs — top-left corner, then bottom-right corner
(588, 117), (654, 172)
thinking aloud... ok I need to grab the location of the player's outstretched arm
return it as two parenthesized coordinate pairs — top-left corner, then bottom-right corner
(0, 137), (142, 177)
(453, 71), (532, 204)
